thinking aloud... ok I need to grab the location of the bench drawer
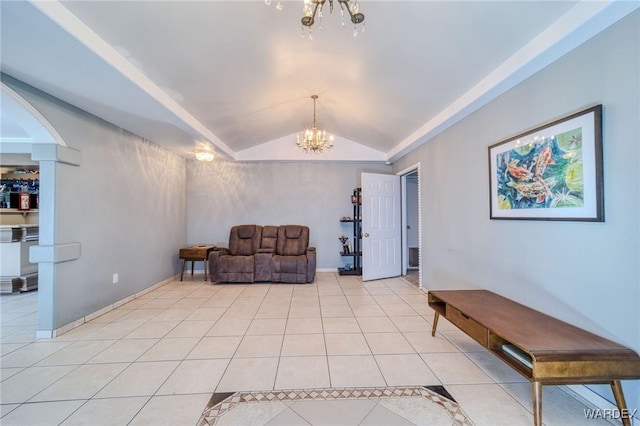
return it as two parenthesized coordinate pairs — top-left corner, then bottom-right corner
(446, 305), (488, 347)
(179, 246), (215, 260)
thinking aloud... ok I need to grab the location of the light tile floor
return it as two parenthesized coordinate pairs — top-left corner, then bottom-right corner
(1, 272), (614, 425)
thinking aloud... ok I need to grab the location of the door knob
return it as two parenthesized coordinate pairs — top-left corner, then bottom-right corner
(364, 233), (369, 237)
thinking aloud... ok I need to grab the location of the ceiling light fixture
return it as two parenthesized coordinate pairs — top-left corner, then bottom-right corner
(194, 142), (215, 162)
(195, 151), (214, 162)
(266, 0), (365, 39)
(297, 95), (334, 154)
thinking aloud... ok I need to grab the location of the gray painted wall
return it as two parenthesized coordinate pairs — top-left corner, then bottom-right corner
(5, 79), (187, 329)
(393, 11), (639, 406)
(186, 160), (391, 269)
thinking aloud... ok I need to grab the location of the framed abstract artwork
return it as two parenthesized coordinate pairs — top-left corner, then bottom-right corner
(488, 105), (603, 221)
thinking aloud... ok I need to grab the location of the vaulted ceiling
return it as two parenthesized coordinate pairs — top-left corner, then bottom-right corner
(1, 1), (636, 162)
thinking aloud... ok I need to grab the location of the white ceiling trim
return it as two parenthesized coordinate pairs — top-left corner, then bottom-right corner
(30, 0), (236, 160)
(235, 133), (386, 162)
(386, 0), (639, 163)
(0, 82), (66, 146)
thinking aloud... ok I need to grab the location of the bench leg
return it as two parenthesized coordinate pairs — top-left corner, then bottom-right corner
(191, 260), (194, 276)
(180, 259), (186, 281)
(431, 312), (439, 337)
(532, 381), (542, 426)
(611, 380), (632, 426)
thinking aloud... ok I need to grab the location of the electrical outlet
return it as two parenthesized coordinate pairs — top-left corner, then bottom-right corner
(112, 273), (119, 284)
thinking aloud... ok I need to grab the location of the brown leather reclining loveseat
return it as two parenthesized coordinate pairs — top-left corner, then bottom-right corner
(209, 224), (316, 284)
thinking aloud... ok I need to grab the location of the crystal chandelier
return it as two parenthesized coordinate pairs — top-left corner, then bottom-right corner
(296, 95), (334, 154)
(266, 0), (365, 39)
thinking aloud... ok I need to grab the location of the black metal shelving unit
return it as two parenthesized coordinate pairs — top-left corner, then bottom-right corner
(338, 188), (362, 276)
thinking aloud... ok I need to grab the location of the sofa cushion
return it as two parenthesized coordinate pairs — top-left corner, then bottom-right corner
(229, 225), (262, 256)
(285, 226), (302, 239)
(271, 255), (307, 284)
(276, 225), (309, 256)
(218, 254), (255, 282)
(237, 225), (256, 239)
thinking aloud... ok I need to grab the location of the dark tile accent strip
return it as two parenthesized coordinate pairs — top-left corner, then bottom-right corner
(425, 384), (457, 402)
(204, 392), (235, 411)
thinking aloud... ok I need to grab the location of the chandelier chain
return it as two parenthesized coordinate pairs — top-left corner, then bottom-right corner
(312, 95), (318, 127)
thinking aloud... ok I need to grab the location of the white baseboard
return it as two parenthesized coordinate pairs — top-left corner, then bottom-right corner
(37, 275), (177, 339)
(565, 384), (618, 410)
(35, 329), (54, 339)
(564, 384), (637, 424)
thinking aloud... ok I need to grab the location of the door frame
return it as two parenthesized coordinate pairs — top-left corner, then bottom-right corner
(397, 163), (421, 289)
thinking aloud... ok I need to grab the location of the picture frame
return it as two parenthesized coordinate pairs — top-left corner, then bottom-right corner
(488, 105), (603, 221)
(18, 193), (31, 211)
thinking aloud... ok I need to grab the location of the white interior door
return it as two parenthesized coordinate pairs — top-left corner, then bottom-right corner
(361, 172), (402, 281)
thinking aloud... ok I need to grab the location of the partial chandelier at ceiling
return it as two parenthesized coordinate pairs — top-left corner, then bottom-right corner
(297, 95), (334, 154)
(194, 141), (215, 162)
(266, 0), (365, 39)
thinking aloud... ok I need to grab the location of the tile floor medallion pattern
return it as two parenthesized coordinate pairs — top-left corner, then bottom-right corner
(198, 386), (474, 426)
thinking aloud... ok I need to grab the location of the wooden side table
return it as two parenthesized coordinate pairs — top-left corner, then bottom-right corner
(179, 245), (215, 281)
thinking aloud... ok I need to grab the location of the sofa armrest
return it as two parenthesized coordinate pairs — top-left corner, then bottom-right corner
(208, 249), (227, 282)
(306, 247), (316, 283)
(257, 248), (274, 254)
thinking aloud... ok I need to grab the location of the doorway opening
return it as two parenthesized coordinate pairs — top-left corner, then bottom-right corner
(399, 164), (420, 289)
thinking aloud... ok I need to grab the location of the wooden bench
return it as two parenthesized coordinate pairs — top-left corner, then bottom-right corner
(428, 289), (640, 426)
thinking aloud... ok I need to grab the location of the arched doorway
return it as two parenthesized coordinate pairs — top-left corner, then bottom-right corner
(1, 81), (67, 338)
